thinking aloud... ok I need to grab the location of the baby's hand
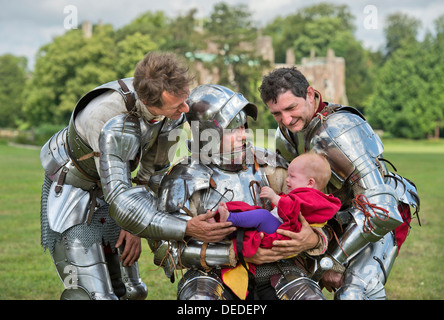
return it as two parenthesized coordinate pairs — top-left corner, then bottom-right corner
(260, 186), (276, 199)
(260, 186), (280, 206)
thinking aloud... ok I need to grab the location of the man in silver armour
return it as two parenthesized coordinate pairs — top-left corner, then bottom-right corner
(152, 84), (330, 300)
(39, 52), (234, 300)
(259, 67), (420, 299)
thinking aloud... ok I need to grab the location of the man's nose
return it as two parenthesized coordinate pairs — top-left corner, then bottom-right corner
(180, 102), (190, 113)
(282, 112), (293, 126)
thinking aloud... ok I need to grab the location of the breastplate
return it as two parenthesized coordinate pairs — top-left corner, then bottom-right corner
(196, 164), (272, 214)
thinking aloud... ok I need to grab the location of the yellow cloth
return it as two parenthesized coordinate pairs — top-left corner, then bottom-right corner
(222, 263), (250, 300)
(310, 222), (327, 228)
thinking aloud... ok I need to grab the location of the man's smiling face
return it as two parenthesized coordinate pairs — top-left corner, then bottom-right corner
(266, 87), (316, 133)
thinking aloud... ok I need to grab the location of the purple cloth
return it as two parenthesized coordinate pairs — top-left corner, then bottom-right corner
(226, 208), (282, 234)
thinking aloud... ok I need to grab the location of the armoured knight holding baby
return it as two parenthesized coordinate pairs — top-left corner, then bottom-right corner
(153, 84), (329, 300)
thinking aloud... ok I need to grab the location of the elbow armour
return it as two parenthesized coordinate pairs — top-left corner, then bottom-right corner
(109, 186), (187, 240)
(99, 114), (187, 240)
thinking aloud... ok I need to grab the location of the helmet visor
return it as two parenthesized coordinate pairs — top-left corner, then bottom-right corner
(226, 110), (247, 129)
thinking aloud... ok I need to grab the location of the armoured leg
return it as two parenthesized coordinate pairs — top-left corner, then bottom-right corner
(52, 237), (118, 300)
(335, 231), (398, 300)
(105, 247), (148, 300)
(177, 270), (234, 300)
(105, 251), (127, 299)
(274, 275), (325, 300)
(118, 247), (148, 300)
(255, 260), (325, 300)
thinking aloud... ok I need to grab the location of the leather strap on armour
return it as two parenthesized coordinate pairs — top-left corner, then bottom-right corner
(117, 79), (136, 112)
(236, 229), (257, 300)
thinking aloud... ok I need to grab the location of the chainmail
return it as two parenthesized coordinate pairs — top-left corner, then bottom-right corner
(40, 175), (59, 254)
(40, 175), (121, 254)
(254, 259), (307, 285)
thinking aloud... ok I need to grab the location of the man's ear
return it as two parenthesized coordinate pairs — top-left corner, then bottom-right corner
(306, 86), (315, 102)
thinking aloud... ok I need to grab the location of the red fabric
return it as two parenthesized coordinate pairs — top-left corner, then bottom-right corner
(314, 90), (327, 116)
(394, 203), (412, 253)
(224, 202), (263, 260)
(227, 188), (341, 258)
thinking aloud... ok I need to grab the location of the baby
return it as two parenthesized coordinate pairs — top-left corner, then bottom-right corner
(216, 152), (341, 299)
(218, 152), (341, 250)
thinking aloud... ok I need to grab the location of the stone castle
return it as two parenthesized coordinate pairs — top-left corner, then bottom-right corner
(277, 45), (348, 105)
(194, 35), (348, 105)
(80, 22), (348, 105)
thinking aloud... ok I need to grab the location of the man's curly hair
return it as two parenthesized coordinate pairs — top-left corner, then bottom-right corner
(259, 67), (310, 104)
(133, 51), (193, 107)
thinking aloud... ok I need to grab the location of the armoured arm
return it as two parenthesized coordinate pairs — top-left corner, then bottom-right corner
(152, 162), (237, 277)
(307, 110), (407, 265)
(99, 114), (188, 240)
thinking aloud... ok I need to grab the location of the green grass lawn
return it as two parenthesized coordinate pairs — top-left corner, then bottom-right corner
(381, 140), (444, 300)
(0, 139), (442, 300)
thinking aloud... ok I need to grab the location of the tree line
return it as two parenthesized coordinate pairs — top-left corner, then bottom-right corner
(1, 2), (443, 140)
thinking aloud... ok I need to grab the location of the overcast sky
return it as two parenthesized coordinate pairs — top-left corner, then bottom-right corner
(1, 0), (444, 69)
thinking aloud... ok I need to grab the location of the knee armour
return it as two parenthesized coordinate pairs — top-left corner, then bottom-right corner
(335, 232), (398, 300)
(177, 270), (230, 300)
(274, 275), (325, 300)
(52, 238), (118, 300)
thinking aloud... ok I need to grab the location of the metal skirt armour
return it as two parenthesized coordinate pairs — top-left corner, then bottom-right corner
(40, 175), (121, 254)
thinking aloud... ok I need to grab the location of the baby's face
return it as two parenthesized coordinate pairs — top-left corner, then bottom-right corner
(285, 160), (312, 191)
